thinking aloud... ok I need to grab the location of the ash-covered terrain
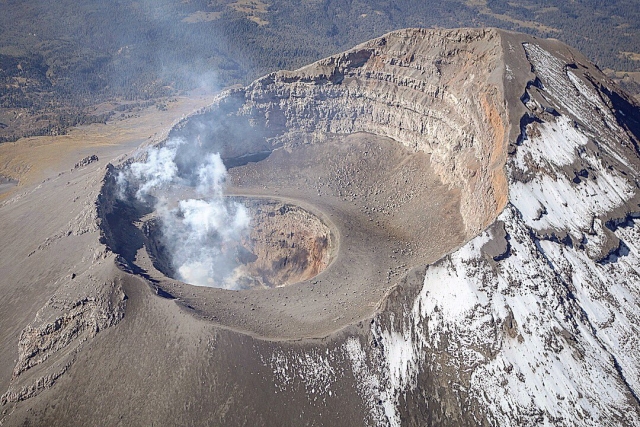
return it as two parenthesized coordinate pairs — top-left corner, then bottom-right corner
(1, 28), (640, 426)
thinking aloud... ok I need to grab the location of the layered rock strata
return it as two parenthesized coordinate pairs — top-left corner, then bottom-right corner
(173, 28), (509, 236)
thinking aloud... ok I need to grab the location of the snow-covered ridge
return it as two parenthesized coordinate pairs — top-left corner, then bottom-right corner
(255, 37), (640, 426)
(510, 114), (634, 236)
(348, 41), (640, 425)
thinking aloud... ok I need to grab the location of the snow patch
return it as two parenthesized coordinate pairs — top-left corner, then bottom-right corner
(265, 348), (338, 399)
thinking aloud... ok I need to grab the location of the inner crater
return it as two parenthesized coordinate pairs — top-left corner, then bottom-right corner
(144, 198), (335, 289)
(240, 199), (334, 288)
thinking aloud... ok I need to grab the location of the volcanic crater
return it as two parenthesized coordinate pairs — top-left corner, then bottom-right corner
(4, 25), (640, 427)
(98, 28), (509, 339)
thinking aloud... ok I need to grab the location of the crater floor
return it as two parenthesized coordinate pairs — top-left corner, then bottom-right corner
(129, 132), (466, 339)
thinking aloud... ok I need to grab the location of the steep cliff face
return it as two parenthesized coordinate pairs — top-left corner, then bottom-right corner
(177, 28), (510, 236)
(258, 28), (509, 236)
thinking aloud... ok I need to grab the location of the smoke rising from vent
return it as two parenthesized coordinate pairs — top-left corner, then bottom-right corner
(117, 138), (250, 289)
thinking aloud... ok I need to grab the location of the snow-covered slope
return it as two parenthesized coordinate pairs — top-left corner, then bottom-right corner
(343, 39), (640, 425)
(256, 36), (640, 427)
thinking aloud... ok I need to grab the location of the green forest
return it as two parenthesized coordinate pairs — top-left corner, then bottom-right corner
(1, 0), (639, 142)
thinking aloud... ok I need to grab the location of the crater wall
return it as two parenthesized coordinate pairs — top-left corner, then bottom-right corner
(172, 28), (510, 235)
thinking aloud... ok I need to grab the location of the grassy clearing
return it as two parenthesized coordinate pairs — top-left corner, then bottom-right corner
(466, 0), (560, 34)
(0, 94), (218, 196)
(620, 51), (640, 61)
(229, 0), (269, 25)
(182, 11), (223, 23)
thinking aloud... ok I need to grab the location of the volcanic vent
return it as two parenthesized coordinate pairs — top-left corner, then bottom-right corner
(142, 198), (334, 289)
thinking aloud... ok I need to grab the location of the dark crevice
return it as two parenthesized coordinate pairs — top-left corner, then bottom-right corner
(515, 113), (542, 146)
(534, 229), (572, 246)
(528, 228), (559, 274)
(492, 233), (512, 262)
(155, 287), (176, 299)
(598, 240), (631, 265)
(527, 76), (544, 90)
(612, 355), (640, 408)
(224, 150), (272, 169)
(605, 212), (640, 231)
(599, 85), (640, 157)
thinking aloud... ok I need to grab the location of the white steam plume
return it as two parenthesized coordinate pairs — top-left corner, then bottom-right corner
(118, 138), (250, 289)
(128, 138), (184, 200)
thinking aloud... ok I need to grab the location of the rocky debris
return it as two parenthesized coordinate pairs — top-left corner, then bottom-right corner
(73, 155), (99, 170)
(1, 278), (126, 405)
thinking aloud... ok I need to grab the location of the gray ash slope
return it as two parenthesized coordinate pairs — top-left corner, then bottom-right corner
(1, 28), (640, 426)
